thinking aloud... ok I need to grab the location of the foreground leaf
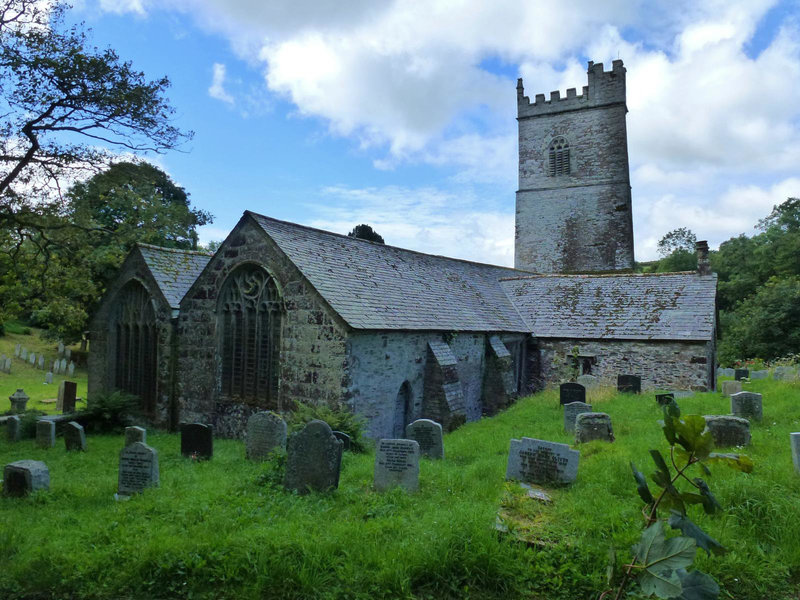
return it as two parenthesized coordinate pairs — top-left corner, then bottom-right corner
(674, 415), (708, 455)
(706, 453), (754, 473)
(677, 569), (720, 600)
(668, 511), (726, 556)
(632, 462), (654, 504)
(633, 522), (696, 598)
(693, 479), (723, 515)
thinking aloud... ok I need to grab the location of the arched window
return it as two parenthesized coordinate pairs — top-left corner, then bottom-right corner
(218, 265), (281, 405)
(548, 137), (570, 176)
(111, 280), (158, 414)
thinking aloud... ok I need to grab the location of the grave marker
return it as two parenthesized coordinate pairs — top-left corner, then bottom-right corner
(575, 412), (615, 443)
(245, 411), (287, 461)
(576, 374), (599, 388)
(3, 358), (10, 373)
(717, 367), (735, 378)
(44, 372), (53, 384)
(37, 355), (45, 370)
(118, 442), (159, 496)
(59, 358), (67, 374)
(125, 426), (146, 447)
(505, 438), (579, 485)
(283, 420), (343, 494)
(3, 460), (49, 497)
(563, 401), (593, 433)
(734, 368), (749, 381)
(65, 348), (71, 360)
(730, 392), (763, 421)
(67, 362), (75, 377)
(21, 348), (27, 361)
(332, 431), (351, 451)
(14, 343), (20, 357)
(617, 374), (641, 394)
(791, 433), (800, 475)
(704, 415), (750, 447)
(655, 392), (675, 406)
(374, 439), (420, 492)
(36, 420), (55, 448)
(7, 415), (21, 442)
(721, 381), (742, 396)
(180, 423), (213, 460)
(28, 352), (36, 365)
(774, 366), (797, 381)
(9, 389), (28, 413)
(750, 370), (768, 380)
(57, 342), (65, 356)
(56, 381), (77, 413)
(559, 382), (586, 405)
(405, 419), (444, 459)
(64, 421), (87, 451)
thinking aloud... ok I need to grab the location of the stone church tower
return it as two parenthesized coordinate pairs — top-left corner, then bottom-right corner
(515, 60), (634, 273)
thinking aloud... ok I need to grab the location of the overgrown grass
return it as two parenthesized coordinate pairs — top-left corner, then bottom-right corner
(1, 379), (799, 599)
(0, 325), (87, 414)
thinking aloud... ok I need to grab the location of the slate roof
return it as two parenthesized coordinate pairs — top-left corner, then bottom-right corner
(137, 244), (213, 309)
(248, 212), (530, 332)
(500, 273), (717, 341)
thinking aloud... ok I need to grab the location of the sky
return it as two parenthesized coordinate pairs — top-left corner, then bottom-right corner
(69, 0), (800, 265)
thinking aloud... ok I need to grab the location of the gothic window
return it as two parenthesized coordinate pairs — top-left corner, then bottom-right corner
(219, 265), (281, 405)
(548, 137), (570, 176)
(111, 280), (158, 415)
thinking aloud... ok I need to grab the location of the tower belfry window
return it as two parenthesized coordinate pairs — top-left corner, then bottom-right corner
(548, 137), (570, 176)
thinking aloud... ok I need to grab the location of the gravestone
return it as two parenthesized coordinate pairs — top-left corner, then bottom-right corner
(14, 343), (20, 357)
(20, 348), (27, 361)
(575, 412), (615, 443)
(56, 381), (77, 413)
(124, 426), (146, 447)
(245, 411), (287, 460)
(57, 342), (65, 356)
(64, 421), (87, 451)
(118, 442), (159, 496)
(617, 374), (641, 394)
(749, 370), (768, 380)
(37, 355), (45, 370)
(3, 357), (10, 373)
(332, 431), (351, 451)
(576, 374), (598, 388)
(721, 381), (742, 396)
(717, 367), (735, 378)
(9, 389), (29, 413)
(374, 439), (420, 492)
(65, 348), (72, 360)
(563, 401), (593, 433)
(559, 382), (586, 405)
(704, 415), (750, 447)
(3, 460), (49, 497)
(0, 353), (5, 363)
(730, 392), (763, 421)
(734, 369), (749, 381)
(405, 419), (444, 459)
(36, 420), (56, 449)
(791, 433), (800, 475)
(283, 420), (343, 494)
(505, 437), (579, 485)
(7, 415), (21, 442)
(59, 358), (67, 374)
(28, 352), (36, 365)
(655, 392), (675, 406)
(180, 423), (213, 460)
(67, 362), (75, 377)
(44, 372), (53, 384)
(774, 366), (797, 381)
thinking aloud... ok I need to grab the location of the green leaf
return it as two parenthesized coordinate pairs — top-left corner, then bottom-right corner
(631, 462), (654, 504)
(651, 449), (671, 482)
(662, 402), (680, 445)
(706, 453), (754, 473)
(674, 415), (707, 454)
(679, 493), (706, 506)
(633, 522), (696, 598)
(668, 511), (727, 556)
(677, 569), (720, 600)
(693, 479), (723, 515)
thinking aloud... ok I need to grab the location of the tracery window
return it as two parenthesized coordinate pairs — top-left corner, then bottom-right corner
(111, 280), (158, 414)
(548, 137), (570, 176)
(219, 265), (281, 405)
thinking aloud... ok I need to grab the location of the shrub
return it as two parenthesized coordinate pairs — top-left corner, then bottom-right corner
(80, 390), (140, 433)
(19, 410), (46, 438)
(287, 402), (367, 452)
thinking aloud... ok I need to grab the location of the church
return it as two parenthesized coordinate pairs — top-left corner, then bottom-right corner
(87, 60), (718, 439)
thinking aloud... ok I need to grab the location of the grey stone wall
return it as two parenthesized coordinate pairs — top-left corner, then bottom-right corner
(536, 338), (714, 391)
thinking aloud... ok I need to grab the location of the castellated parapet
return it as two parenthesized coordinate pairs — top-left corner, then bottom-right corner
(514, 59), (634, 274)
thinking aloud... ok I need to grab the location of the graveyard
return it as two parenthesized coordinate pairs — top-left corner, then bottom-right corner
(2, 376), (799, 599)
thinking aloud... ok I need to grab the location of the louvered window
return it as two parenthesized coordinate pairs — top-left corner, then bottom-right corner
(548, 137), (570, 176)
(219, 265), (281, 406)
(112, 281), (158, 414)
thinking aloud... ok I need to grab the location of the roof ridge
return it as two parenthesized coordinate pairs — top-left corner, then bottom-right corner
(499, 271), (715, 282)
(136, 242), (213, 257)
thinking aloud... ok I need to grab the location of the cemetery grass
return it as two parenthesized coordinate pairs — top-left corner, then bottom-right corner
(0, 324), (87, 414)
(1, 381), (799, 599)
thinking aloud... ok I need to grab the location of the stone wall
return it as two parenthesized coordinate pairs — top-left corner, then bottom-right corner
(536, 338), (714, 391)
(177, 216), (350, 438)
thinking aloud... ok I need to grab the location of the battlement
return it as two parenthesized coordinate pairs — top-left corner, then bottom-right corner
(517, 59), (626, 118)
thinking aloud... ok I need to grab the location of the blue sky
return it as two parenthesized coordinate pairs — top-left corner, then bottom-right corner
(71, 0), (800, 265)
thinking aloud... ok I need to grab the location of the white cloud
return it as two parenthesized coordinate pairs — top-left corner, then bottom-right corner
(208, 62), (234, 104)
(99, 0), (146, 16)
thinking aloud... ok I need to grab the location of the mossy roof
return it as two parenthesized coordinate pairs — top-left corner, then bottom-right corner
(137, 244), (213, 309)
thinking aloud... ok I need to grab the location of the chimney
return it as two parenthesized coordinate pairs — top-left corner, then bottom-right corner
(696, 241), (710, 275)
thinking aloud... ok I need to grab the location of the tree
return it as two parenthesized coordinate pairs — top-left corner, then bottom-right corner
(657, 228), (696, 257)
(348, 224), (385, 244)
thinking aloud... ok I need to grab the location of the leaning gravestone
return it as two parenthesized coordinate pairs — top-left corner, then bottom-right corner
(245, 411), (287, 461)
(374, 439), (420, 492)
(57, 381), (77, 413)
(405, 419), (444, 459)
(791, 433), (800, 475)
(559, 382), (586, 405)
(3, 460), (50, 497)
(749, 370), (768, 380)
(7, 415), (21, 442)
(575, 412), (615, 443)
(124, 426), (146, 447)
(44, 372), (53, 384)
(118, 442), (159, 496)
(332, 431), (351, 451)
(655, 392), (675, 406)
(181, 423), (213, 460)
(36, 420), (56, 449)
(283, 420), (343, 494)
(721, 380), (742, 396)
(704, 415), (750, 447)
(730, 392), (763, 421)
(717, 367), (735, 378)
(64, 421), (87, 451)
(734, 369), (749, 381)
(505, 438), (579, 485)
(617, 374), (641, 394)
(563, 401), (593, 433)
(576, 374), (598, 388)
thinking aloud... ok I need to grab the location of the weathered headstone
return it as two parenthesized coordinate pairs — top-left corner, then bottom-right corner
(734, 368), (749, 381)
(717, 367), (735, 378)
(655, 392), (675, 406)
(36, 420), (56, 449)
(730, 392), (763, 421)
(14, 343), (20, 357)
(283, 420), (343, 494)
(3, 460), (49, 497)
(617, 374), (641, 394)
(118, 442), (159, 496)
(65, 348), (72, 360)
(59, 358), (67, 374)
(124, 426), (146, 447)
(575, 412), (615, 443)
(67, 362), (75, 377)
(563, 401), (593, 433)
(721, 380), (742, 396)
(505, 438), (579, 485)
(21, 348), (27, 361)
(245, 411), (287, 460)
(180, 423), (213, 460)
(559, 382), (586, 405)
(374, 439), (420, 492)
(576, 374), (598, 388)
(791, 433), (800, 475)
(3, 357), (10, 373)
(7, 415), (21, 442)
(9, 389), (28, 413)
(37, 355), (45, 370)
(44, 371), (53, 384)
(332, 431), (351, 451)
(64, 421), (87, 451)
(749, 370), (768, 380)
(28, 352), (36, 365)
(774, 366), (797, 381)
(405, 419), (444, 459)
(56, 381), (77, 413)
(57, 342), (65, 356)
(704, 415), (750, 447)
